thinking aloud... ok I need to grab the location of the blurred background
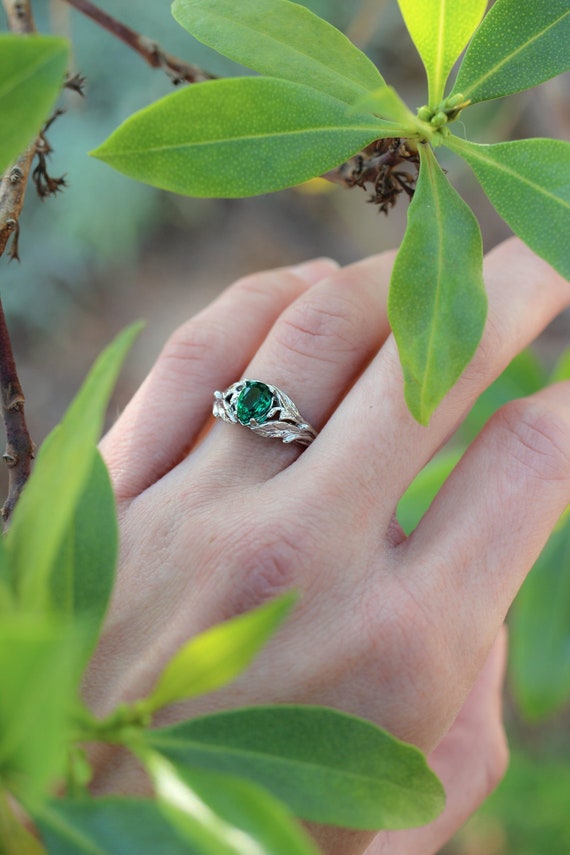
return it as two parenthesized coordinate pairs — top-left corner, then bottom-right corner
(1, 1), (569, 851)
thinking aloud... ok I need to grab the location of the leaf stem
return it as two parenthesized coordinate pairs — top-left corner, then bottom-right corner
(59, 0), (215, 85)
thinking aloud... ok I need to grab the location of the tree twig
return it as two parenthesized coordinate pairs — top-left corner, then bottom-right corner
(60, 0), (215, 84)
(0, 0), (37, 521)
(0, 297), (34, 523)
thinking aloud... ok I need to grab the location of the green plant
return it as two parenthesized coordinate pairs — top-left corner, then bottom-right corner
(92, 0), (570, 424)
(0, 0), (569, 852)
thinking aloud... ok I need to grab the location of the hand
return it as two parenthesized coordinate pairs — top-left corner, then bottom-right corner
(87, 237), (570, 854)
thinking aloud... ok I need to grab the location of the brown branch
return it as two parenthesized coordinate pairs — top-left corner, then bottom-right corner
(60, 0), (215, 84)
(0, 0), (37, 522)
(0, 297), (34, 523)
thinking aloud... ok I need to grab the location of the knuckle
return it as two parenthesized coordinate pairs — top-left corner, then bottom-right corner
(495, 397), (570, 485)
(274, 293), (364, 364)
(161, 319), (225, 378)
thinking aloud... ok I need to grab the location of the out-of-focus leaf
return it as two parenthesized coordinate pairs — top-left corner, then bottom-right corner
(550, 347), (570, 383)
(50, 451), (118, 666)
(388, 144), (487, 424)
(0, 789), (47, 854)
(5, 323), (142, 610)
(146, 751), (319, 855)
(172, 0), (384, 104)
(145, 705), (445, 830)
(91, 77), (398, 198)
(447, 136), (570, 282)
(36, 797), (201, 854)
(0, 616), (79, 807)
(451, 0), (570, 104)
(509, 517), (570, 720)
(0, 35), (69, 174)
(396, 0), (487, 106)
(398, 449), (462, 535)
(141, 594), (295, 714)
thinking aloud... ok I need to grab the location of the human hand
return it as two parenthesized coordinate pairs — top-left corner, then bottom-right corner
(88, 237), (570, 853)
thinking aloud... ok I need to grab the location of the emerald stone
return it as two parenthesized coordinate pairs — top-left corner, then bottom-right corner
(236, 381), (273, 425)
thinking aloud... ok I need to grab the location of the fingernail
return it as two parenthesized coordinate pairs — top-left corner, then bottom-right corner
(290, 257), (340, 285)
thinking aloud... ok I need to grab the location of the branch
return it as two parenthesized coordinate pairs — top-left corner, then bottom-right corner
(0, 297), (34, 523)
(0, 0), (37, 522)
(60, 0), (215, 84)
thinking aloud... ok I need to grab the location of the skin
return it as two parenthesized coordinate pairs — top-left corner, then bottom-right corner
(86, 237), (570, 854)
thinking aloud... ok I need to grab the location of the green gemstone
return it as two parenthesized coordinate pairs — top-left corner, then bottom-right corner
(236, 382), (273, 425)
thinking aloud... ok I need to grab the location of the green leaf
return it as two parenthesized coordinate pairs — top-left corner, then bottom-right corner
(36, 797), (202, 854)
(0, 616), (79, 807)
(172, 0), (385, 105)
(141, 593), (296, 714)
(446, 136), (570, 281)
(0, 789), (48, 855)
(509, 516), (570, 720)
(145, 705), (445, 830)
(396, 0), (487, 106)
(388, 144), (487, 424)
(451, 0), (570, 104)
(91, 77), (397, 198)
(5, 324), (142, 610)
(397, 449), (462, 535)
(146, 751), (319, 855)
(550, 347), (570, 384)
(0, 35), (69, 174)
(352, 85), (424, 132)
(50, 451), (118, 665)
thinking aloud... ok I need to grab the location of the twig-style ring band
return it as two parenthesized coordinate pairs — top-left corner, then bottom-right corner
(213, 380), (317, 447)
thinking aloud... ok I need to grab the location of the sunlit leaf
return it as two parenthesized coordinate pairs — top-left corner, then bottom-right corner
(550, 347), (570, 383)
(396, 0), (487, 106)
(451, 0), (570, 104)
(0, 35), (68, 174)
(388, 144), (487, 424)
(91, 77), (398, 198)
(5, 324), (142, 610)
(50, 451), (118, 666)
(146, 705), (445, 830)
(352, 85), (424, 131)
(146, 751), (319, 855)
(509, 517), (570, 720)
(141, 593), (295, 714)
(172, 0), (384, 105)
(447, 136), (570, 281)
(0, 616), (79, 807)
(397, 449), (462, 535)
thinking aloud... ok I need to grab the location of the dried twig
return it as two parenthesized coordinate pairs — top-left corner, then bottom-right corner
(0, 0), (38, 521)
(60, 0), (215, 85)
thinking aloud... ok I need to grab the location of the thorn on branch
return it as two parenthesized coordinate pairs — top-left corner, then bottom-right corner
(64, 71), (87, 96)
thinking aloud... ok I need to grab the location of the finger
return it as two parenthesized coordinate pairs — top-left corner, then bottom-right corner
(364, 627), (508, 855)
(100, 259), (338, 500)
(198, 251), (396, 482)
(403, 382), (570, 652)
(308, 238), (570, 530)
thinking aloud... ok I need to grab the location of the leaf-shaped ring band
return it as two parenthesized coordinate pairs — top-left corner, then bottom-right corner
(213, 380), (317, 447)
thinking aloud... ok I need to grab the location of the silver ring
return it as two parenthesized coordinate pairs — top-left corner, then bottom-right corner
(213, 380), (317, 447)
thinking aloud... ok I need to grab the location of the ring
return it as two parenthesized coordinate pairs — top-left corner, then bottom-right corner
(213, 380), (317, 447)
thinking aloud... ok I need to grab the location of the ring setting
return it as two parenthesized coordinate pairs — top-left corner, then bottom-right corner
(213, 380), (317, 447)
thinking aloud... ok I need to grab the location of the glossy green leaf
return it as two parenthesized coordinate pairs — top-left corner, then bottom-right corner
(452, 0), (570, 104)
(36, 797), (202, 854)
(0, 616), (79, 807)
(0, 35), (69, 174)
(146, 751), (319, 855)
(5, 324), (142, 610)
(447, 136), (570, 281)
(50, 451), (118, 665)
(141, 593), (295, 714)
(388, 144), (487, 424)
(172, 0), (384, 105)
(146, 705), (445, 830)
(396, 0), (487, 106)
(91, 77), (396, 198)
(509, 516), (570, 720)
